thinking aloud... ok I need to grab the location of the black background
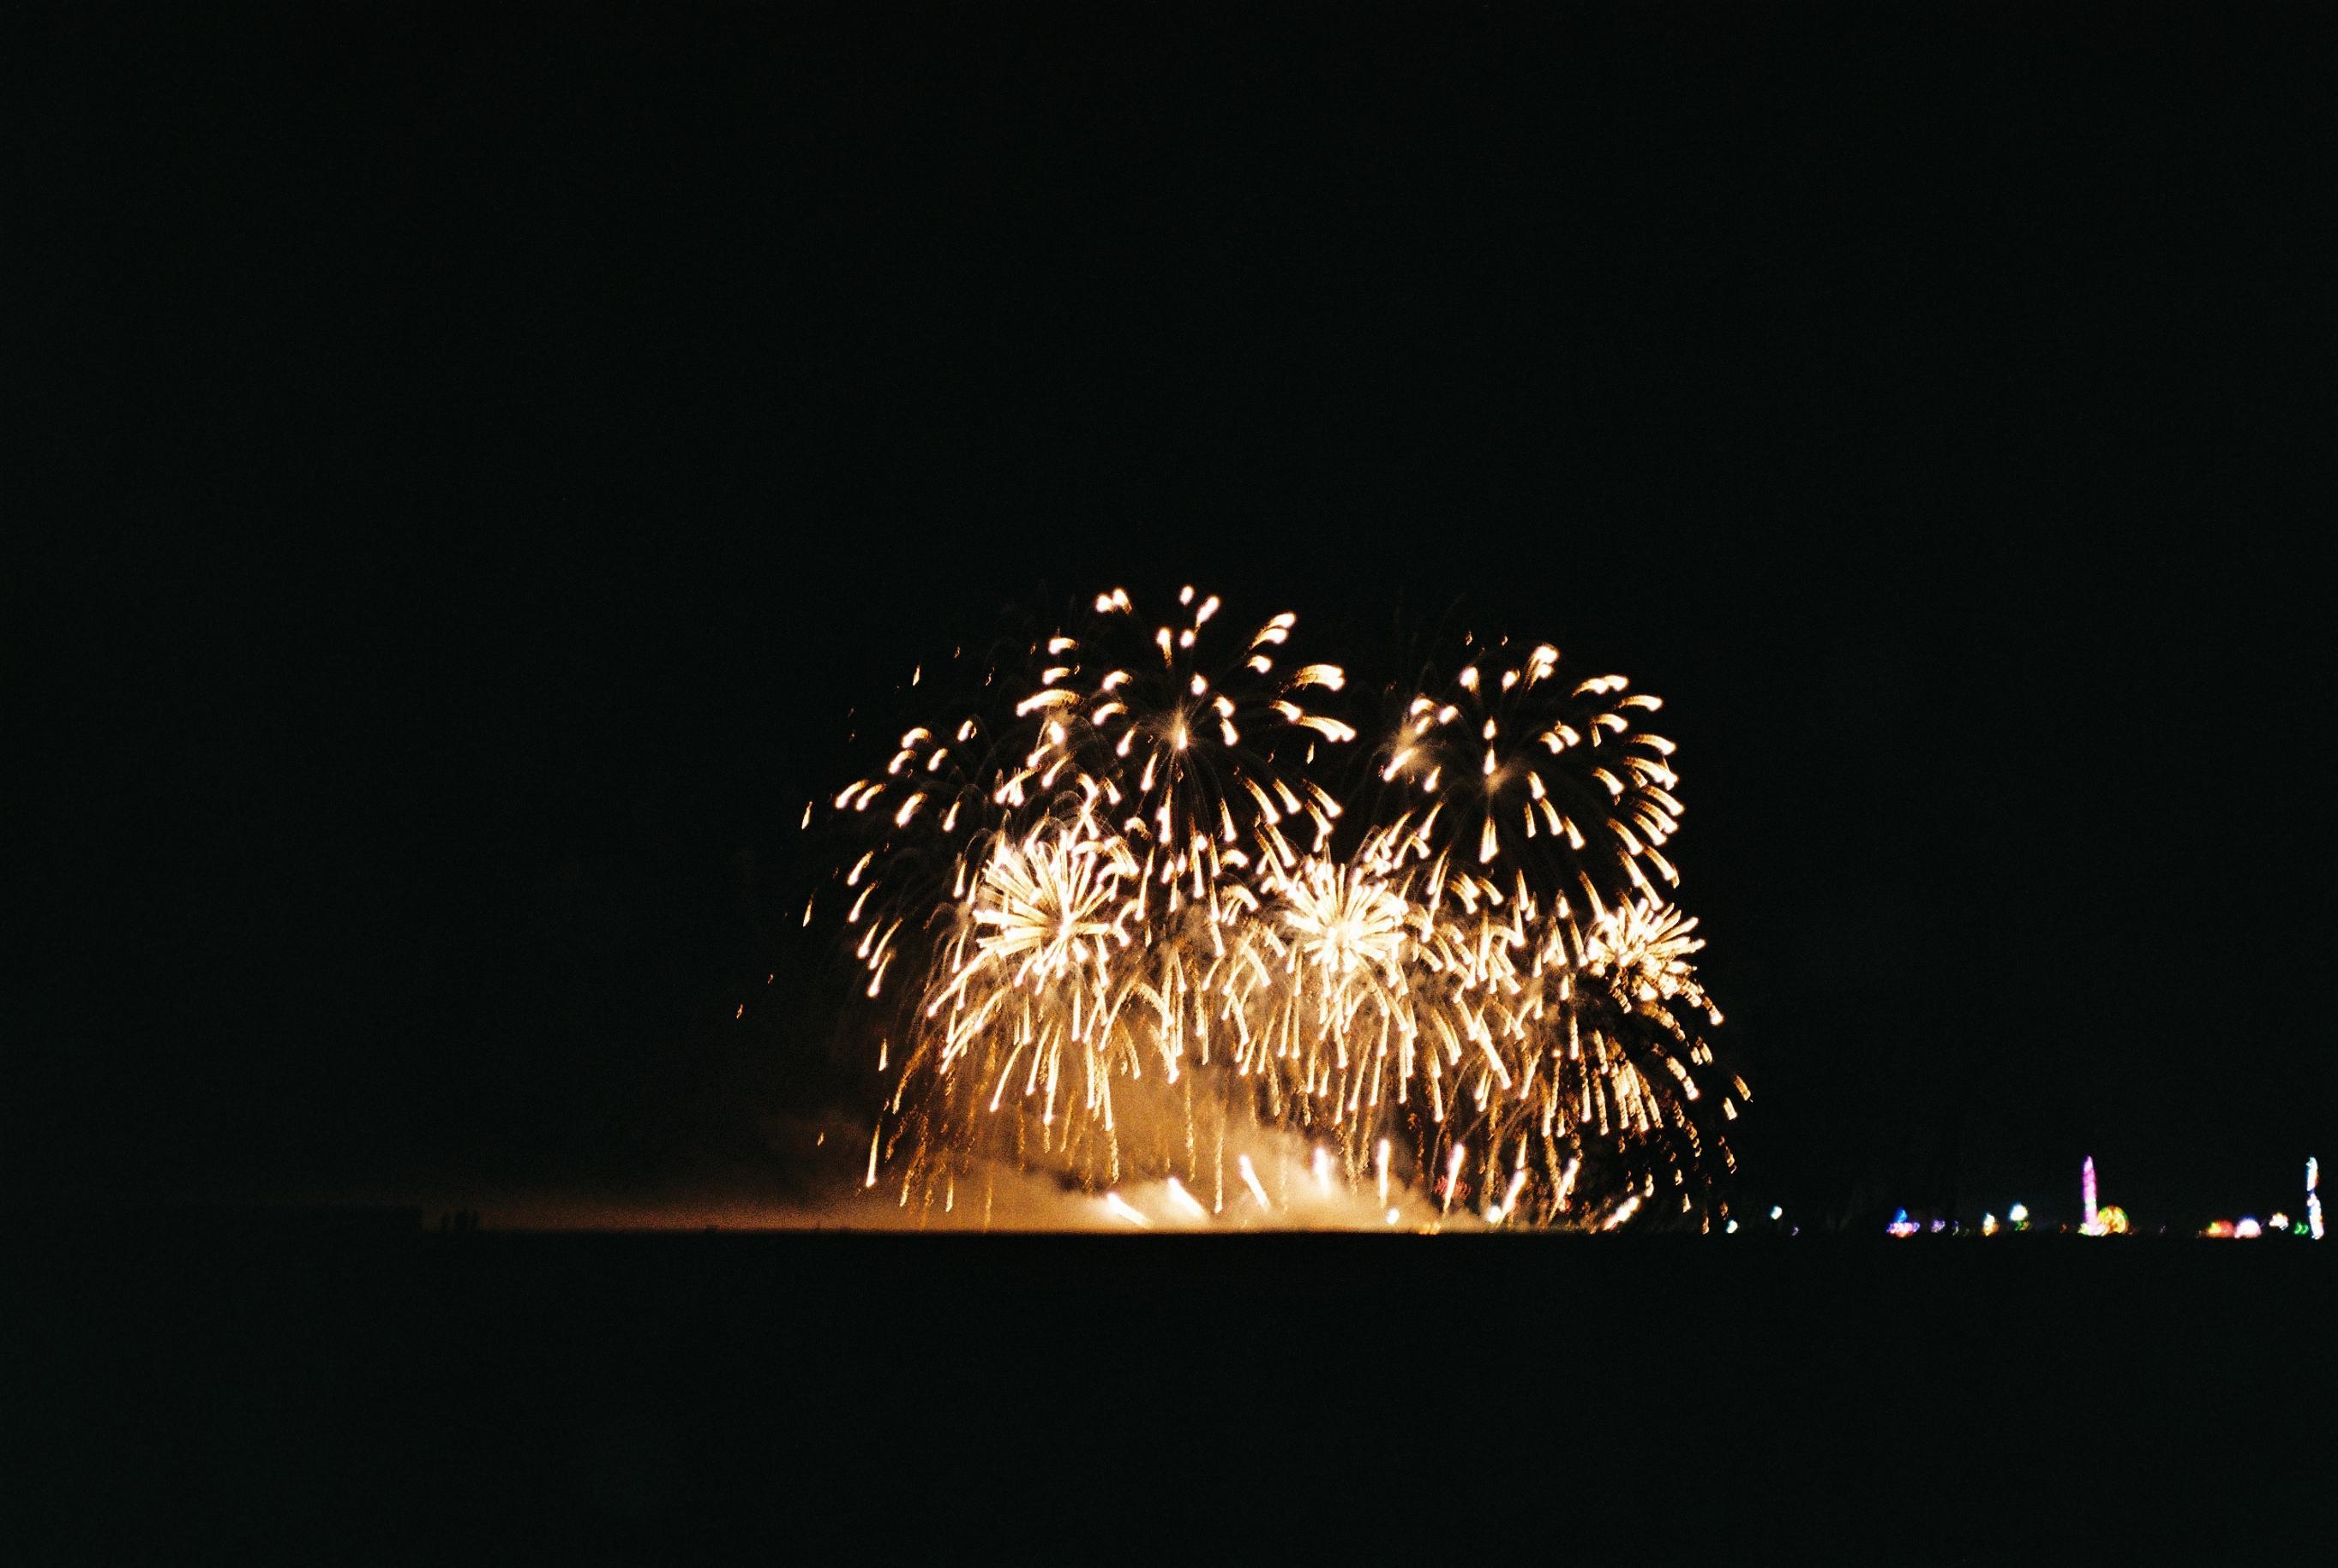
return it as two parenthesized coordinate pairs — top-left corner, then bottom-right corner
(17, 2), (2335, 1230)
(10, 1226), (2329, 1560)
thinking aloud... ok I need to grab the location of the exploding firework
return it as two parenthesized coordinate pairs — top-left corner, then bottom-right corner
(1058, 584), (1356, 872)
(1364, 637), (1683, 942)
(808, 584), (1740, 1230)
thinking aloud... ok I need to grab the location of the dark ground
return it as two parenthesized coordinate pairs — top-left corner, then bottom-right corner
(9, 1218), (2331, 1562)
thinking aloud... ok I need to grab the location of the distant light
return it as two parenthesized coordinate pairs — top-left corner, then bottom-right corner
(1485, 1206), (1503, 1224)
(1725, 1219), (1739, 1234)
(1981, 1213), (1999, 1236)
(2234, 1218), (2263, 1239)
(1384, 1208), (1400, 1226)
(2269, 1212), (2291, 1230)
(1769, 1206), (1784, 1220)
(2008, 1203), (2029, 1226)
(1887, 1207), (1920, 1238)
(2204, 1219), (2234, 1238)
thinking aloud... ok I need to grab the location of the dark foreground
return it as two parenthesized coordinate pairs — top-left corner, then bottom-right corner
(9, 1220), (2332, 1562)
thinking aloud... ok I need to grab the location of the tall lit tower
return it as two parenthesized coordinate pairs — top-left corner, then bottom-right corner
(2081, 1156), (2099, 1235)
(2310, 1157), (2323, 1242)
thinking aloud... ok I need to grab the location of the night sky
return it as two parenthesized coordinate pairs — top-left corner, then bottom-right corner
(18, 3), (2334, 1230)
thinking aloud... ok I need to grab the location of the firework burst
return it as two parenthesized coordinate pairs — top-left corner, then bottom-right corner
(1365, 637), (1683, 941)
(1059, 584), (1355, 873)
(808, 584), (1741, 1231)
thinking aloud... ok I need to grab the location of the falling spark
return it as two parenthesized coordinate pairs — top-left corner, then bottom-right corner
(1500, 1168), (1528, 1217)
(1238, 1154), (1274, 1212)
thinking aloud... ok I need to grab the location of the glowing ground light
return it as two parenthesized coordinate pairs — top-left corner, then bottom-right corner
(1981, 1213), (1998, 1236)
(2007, 1203), (2029, 1229)
(1886, 1208), (1921, 1237)
(2233, 1218), (2263, 1238)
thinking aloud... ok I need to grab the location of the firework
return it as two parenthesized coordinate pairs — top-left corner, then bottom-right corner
(808, 584), (1739, 1230)
(1060, 584), (1355, 874)
(1364, 637), (1683, 939)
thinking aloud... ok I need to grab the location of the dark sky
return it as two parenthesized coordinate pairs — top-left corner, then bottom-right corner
(17, 3), (2334, 1229)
